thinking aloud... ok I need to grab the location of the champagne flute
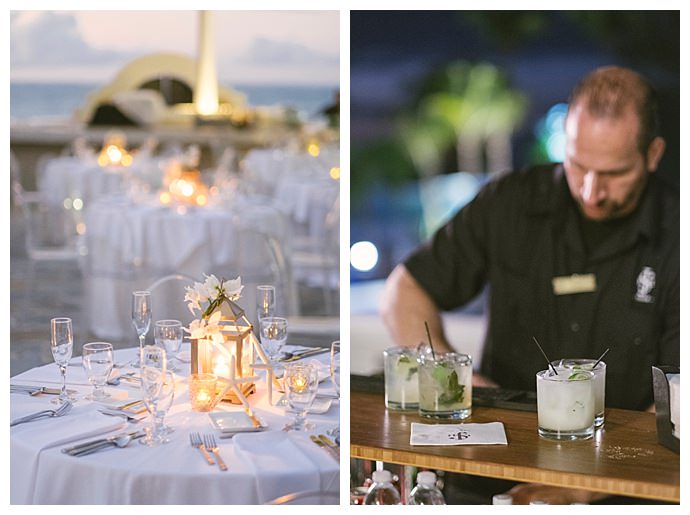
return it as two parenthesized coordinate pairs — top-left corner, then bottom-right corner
(283, 362), (319, 431)
(330, 340), (340, 398)
(131, 291), (152, 367)
(139, 345), (167, 446)
(154, 320), (183, 372)
(259, 316), (288, 366)
(156, 371), (176, 438)
(82, 342), (114, 401)
(51, 317), (74, 405)
(256, 285), (276, 323)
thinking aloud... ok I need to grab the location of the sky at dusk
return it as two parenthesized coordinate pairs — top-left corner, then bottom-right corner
(9, 10), (340, 86)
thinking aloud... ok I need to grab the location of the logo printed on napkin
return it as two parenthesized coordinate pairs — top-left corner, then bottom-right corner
(410, 422), (508, 446)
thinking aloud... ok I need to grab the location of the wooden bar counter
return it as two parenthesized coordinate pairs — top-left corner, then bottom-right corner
(350, 390), (680, 503)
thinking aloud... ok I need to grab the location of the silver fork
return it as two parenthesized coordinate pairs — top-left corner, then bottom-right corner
(10, 400), (73, 426)
(190, 432), (214, 465)
(203, 433), (228, 471)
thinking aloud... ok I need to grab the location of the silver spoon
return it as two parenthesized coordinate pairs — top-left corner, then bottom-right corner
(69, 433), (141, 457)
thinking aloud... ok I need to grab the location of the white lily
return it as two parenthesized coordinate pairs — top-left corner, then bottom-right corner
(224, 276), (244, 300)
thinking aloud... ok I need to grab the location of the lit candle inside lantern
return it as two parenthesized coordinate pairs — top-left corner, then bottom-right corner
(197, 389), (211, 403)
(213, 357), (230, 378)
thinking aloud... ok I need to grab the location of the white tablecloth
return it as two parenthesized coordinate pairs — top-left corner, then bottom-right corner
(83, 194), (295, 340)
(10, 346), (340, 504)
(38, 155), (156, 209)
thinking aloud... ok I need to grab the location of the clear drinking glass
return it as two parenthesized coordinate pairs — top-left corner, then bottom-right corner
(154, 320), (183, 372)
(418, 351), (472, 419)
(256, 285), (276, 323)
(330, 341), (340, 398)
(50, 317), (74, 405)
(283, 362), (319, 431)
(259, 316), (288, 364)
(156, 371), (176, 438)
(536, 369), (595, 440)
(139, 345), (168, 446)
(82, 342), (114, 401)
(131, 291), (152, 366)
(552, 358), (606, 427)
(383, 346), (419, 410)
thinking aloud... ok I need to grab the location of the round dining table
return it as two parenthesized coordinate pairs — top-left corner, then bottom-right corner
(82, 193), (296, 341)
(10, 345), (340, 504)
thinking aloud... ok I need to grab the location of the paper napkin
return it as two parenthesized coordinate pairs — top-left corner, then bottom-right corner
(410, 422), (508, 446)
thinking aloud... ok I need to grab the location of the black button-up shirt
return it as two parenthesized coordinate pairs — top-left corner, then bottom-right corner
(405, 164), (679, 410)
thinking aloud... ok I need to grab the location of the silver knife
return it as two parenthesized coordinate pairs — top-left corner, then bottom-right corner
(62, 431), (142, 455)
(10, 385), (74, 396)
(281, 347), (330, 362)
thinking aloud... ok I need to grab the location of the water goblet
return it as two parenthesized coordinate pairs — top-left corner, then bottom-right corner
(154, 319), (183, 372)
(131, 290), (152, 366)
(51, 317), (75, 405)
(256, 285), (276, 323)
(82, 342), (114, 401)
(283, 362), (319, 431)
(259, 316), (288, 366)
(330, 340), (340, 398)
(139, 345), (167, 446)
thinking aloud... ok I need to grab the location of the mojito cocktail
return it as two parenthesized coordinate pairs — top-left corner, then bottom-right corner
(383, 347), (419, 410)
(418, 352), (472, 419)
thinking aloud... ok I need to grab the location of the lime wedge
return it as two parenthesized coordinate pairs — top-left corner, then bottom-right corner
(568, 371), (590, 381)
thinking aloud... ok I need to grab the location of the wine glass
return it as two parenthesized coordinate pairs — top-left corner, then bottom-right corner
(82, 342), (114, 401)
(131, 291), (152, 367)
(259, 316), (288, 365)
(50, 317), (74, 405)
(283, 362), (319, 431)
(256, 285), (276, 323)
(154, 320), (183, 372)
(139, 345), (167, 446)
(330, 340), (340, 398)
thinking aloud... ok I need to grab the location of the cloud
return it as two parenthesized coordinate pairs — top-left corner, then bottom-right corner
(11, 12), (133, 70)
(233, 37), (338, 68)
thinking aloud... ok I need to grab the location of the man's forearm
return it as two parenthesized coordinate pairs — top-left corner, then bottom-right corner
(379, 264), (454, 353)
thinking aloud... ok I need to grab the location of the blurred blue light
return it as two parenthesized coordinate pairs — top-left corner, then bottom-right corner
(351, 241), (379, 272)
(546, 132), (566, 162)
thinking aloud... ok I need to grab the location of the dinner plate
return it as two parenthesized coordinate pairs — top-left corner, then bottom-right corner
(209, 411), (267, 434)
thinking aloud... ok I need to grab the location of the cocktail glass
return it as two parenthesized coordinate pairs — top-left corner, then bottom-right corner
(418, 351), (472, 419)
(552, 358), (606, 427)
(536, 369), (595, 440)
(383, 346), (419, 410)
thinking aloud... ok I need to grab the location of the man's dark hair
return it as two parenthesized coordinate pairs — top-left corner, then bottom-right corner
(568, 66), (660, 154)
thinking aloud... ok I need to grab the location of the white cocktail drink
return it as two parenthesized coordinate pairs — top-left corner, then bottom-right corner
(383, 347), (419, 410)
(418, 352), (472, 419)
(552, 359), (606, 427)
(536, 369), (595, 440)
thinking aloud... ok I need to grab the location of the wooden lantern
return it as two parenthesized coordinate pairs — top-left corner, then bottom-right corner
(190, 298), (257, 403)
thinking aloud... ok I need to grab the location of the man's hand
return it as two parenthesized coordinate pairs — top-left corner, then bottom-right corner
(504, 483), (608, 505)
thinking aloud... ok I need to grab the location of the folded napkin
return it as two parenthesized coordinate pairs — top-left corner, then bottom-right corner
(10, 405), (127, 504)
(410, 422), (508, 446)
(233, 431), (338, 504)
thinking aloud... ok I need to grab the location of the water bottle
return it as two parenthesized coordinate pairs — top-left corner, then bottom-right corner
(363, 470), (401, 505)
(492, 493), (513, 505)
(407, 471), (446, 505)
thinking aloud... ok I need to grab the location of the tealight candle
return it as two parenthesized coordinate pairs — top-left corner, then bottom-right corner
(190, 373), (218, 412)
(291, 373), (308, 394)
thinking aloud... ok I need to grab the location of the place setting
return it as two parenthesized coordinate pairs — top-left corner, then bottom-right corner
(10, 273), (339, 504)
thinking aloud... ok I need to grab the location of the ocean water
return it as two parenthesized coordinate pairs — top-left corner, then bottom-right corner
(10, 82), (338, 122)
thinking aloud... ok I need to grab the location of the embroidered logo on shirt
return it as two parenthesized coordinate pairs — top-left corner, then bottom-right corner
(634, 266), (656, 303)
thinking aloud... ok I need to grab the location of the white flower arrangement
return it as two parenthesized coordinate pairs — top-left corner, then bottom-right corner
(184, 274), (243, 340)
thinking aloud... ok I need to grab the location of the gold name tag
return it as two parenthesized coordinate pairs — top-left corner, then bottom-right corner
(552, 274), (597, 295)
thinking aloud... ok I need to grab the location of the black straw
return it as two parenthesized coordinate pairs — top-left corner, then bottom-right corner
(593, 348), (610, 369)
(532, 336), (558, 375)
(424, 321), (436, 359)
